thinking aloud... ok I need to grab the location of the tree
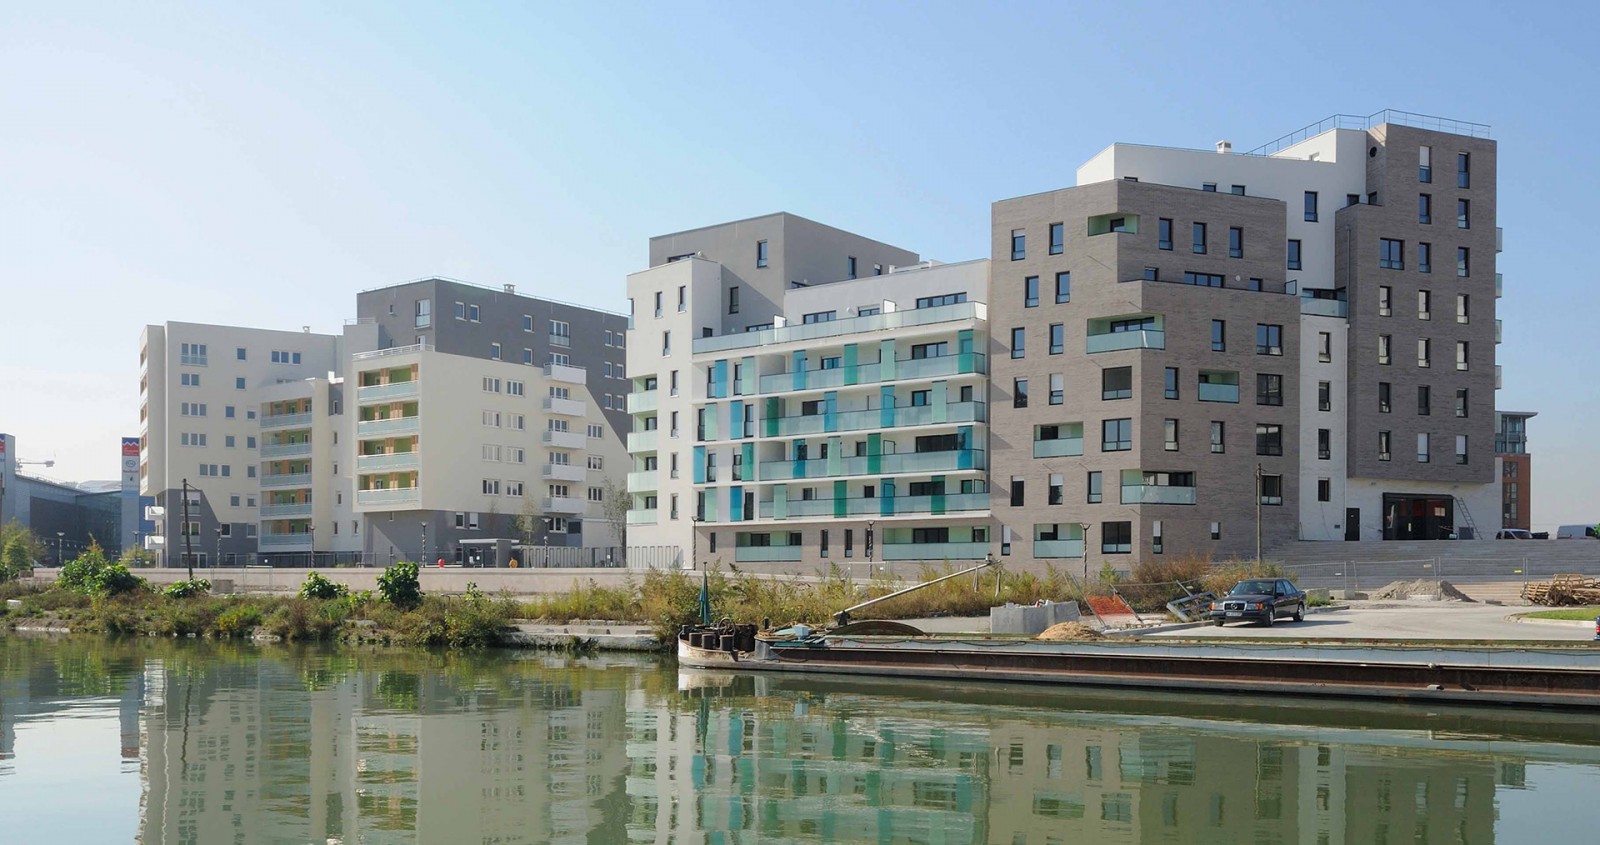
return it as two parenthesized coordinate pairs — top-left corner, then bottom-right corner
(512, 495), (546, 549)
(2, 532), (32, 581)
(599, 476), (630, 560)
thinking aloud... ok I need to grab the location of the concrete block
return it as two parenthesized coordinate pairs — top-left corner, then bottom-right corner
(1306, 588), (1331, 602)
(990, 601), (1082, 636)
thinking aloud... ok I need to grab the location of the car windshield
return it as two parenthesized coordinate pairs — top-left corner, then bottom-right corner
(1229, 580), (1276, 596)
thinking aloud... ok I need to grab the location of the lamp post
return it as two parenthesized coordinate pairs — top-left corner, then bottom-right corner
(214, 526), (223, 570)
(420, 522), (428, 565)
(1255, 462), (1263, 566)
(307, 524), (316, 569)
(691, 515), (703, 571)
(866, 520), (875, 572)
(56, 532), (64, 567)
(1078, 522), (1093, 581)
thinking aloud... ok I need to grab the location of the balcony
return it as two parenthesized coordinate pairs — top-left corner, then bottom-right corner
(1086, 330), (1164, 353)
(1496, 319), (1502, 344)
(544, 363), (586, 384)
(627, 469), (658, 492)
(771, 400), (986, 437)
(542, 496), (586, 514)
(626, 509), (658, 525)
(628, 430), (659, 452)
(179, 354), (208, 367)
(260, 441), (312, 459)
(1033, 539), (1086, 558)
(881, 542), (989, 562)
(356, 488), (421, 508)
(357, 417), (419, 438)
(259, 502), (313, 519)
(353, 341), (428, 361)
(1197, 383), (1241, 403)
(543, 396), (587, 416)
(759, 449), (985, 482)
(260, 472), (313, 489)
(694, 301), (988, 355)
(1496, 226), (1503, 254)
(626, 391), (658, 414)
(543, 463), (588, 482)
(1299, 297), (1348, 318)
(356, 452), (419, 472)
(757, 352), (988, 395)
(542, 429), (586, 449)
(261, 412), (312, 430)
(357, 381), (419, 403)
(1496, 273), (1503, 298)
(734, 545), (803, 563)
(1032, 437), (1084, 458)
(1120, 485), (1198, 505)
(767, 492), (989, 520)
(258, 532), (311, 549)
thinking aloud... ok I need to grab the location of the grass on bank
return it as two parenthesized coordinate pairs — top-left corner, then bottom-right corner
(1519, 607), (1600, 622)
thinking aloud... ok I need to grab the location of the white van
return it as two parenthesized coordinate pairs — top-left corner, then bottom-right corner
(1555, 524), (1598, 539)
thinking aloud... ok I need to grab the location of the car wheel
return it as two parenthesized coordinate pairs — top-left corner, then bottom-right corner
(1293, 603), (1305, 623)
(1262, 612), (1274, 628)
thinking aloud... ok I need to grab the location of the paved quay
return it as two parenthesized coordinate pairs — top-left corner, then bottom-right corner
(1137, 603), (1597, 642)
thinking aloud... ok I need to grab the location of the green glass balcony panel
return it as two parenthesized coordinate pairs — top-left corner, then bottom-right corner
(881, 541), (990, 561)
(1197, 383), (1241, 403)
(1119, 485), (1198, 505)
(1086, 330), (1165, 353)
(1033, 539), (1086, 558)
(1032, 438), (1084, 458)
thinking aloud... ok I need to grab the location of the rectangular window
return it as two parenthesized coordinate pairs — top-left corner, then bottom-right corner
(1380, 238), (1405, 269)
(1318, 331), (1332, 362)
(1418, 338), (1431, 368)
(1418, 241), (1432, 273)
(1012, 378), (1029, 408)
(1049, 222), (1064, 255)
(915, 292), (967, 309)
(1304, 191), (1318, 222)
(1011, 229), (1026, 260)
(1143, 266), (1158, 280)
(1024, 276), (1039, 307)
(1183, 272), (1224, 287)
(1418, 289), (1431, 320)
(1457, 293), (1470, 324)
(490, 342), (501, 360)
(1229, 227), (1243, 258)
(1101, 366), (1132, 400)
(1202, 182), (1216, 192)
(1287, 239), (1302, 270)
(1255, 373), (1282, 406)
(1418, 385), (1432, 416)
(1049, 323), (1064, 355)
(1317, 478), (1331, 502)
(1319, 380), (1331, 412)
(802, 311), (836, 324)
(1054, 271), (1070, 303)
(1455, 388), (1469, 418)
(1210, 421), (1225, 453)
(653, 291), (663, 318)
(1419, 193), (1432, 224)
(1087, 471), (1103, 503)
(1232, 184), (1246, 195)
(1378, 285), (1392, 316)
(1456, 435), (1470, 464)
(1010, 477), (1025, 507)
(1255, 324), (1282, 356)
(1255, 423), (1282, 456)
(1457, 152), (1470, 188)
(1318, 428), (1331, 460)
(1419, 145), (1432, 182)
(1457, 247), (1470, 277)
(1010, 327), (1025, 359)
(662, 330), (671, 356)
(1379, 334), (1392, 365)
(1158, 218), (1173, 251)
(1260, 474), (1283, 506)
(1102, 418), (1132, 452)
(1379, 430), (1392, 461)
(1164, 367), (1179, 400)
(1211, 319), (1225, 352)
(846, 256), (857, 279)
(1047, 473), (1064, 505)
(1457, 198), (1470, 229)
(756, 240), (768, 267)
(1456, 340), (1470, 371)
(1379, 381), (1392, 413)
(1192, 222), (1207, 254)
(1049, 373), (1064, 405)
(1417, 432), (1431, 463)
(1163, 418), (1179, 451)
(1102, 521), (1132, 554)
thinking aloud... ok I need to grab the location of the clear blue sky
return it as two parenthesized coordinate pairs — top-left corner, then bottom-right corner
(2, 1), (1593, 529)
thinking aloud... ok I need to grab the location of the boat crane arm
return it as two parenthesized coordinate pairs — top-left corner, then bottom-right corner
(832, 556), (996, 628)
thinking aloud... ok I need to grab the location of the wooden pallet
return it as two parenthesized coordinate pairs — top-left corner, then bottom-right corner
(1522, 574), (1600, 606)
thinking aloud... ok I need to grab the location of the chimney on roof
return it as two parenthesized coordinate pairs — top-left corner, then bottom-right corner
(503, 284), (515, 294)
(1216, 140), (1233, 154)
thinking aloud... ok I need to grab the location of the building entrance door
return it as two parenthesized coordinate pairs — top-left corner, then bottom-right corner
(1382, 494), (1455, 540)
(1345, 509), (1360, 541)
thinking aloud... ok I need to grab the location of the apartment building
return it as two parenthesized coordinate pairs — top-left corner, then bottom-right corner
(1495, 410), (1534, 531)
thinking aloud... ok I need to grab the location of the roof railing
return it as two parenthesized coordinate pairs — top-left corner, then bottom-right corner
(1244, 110), (1490, 157)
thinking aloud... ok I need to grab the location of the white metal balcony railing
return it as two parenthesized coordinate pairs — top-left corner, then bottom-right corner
(542, 463), (588, 482)
(542, 396), (587, 416)
(259, 441), (312, 458)
(693, 302), (988, 355)
(627, 469), (658, 492)
(544, 363), (586, 384)
(628, 430), (659, 452)
(1033, 539), (1086, 558)
(542, 496), (586, 514)
(357, 416), (420, 438)
(352, 341), (429, 361)
(626, 391), (658, 414)
(733, 545), (803, 563)
(881, 541), (989, 561)
(357, 380), (420, 403)
(1086, 330), (1165, 354)
(356, 488), (421, 508)
(355, 452), (419, 472)
(259, 472), (313, 489)
(260, 412), (313, 430)
(1120, 485), (1198, 506)
(258, 532), (311, 548)
(259, 502), (313, 519)
(542, 429), (586, 449)
(626, 509), (658, 525)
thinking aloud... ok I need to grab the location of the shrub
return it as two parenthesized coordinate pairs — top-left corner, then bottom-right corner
(299, 571), (349, 600)
(58, 544), (112, 593)
(164, 579), (212, 599)
(214, 603), (264, 636)
(263, 598), (342, 640)
(92, 563), (146, 597)
(377, 561), (422, 608)
(2, 533), (32, 581)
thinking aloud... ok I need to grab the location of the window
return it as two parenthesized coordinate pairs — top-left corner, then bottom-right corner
(1231, 184), (1246, 195)
(1380, 238), (1405, 269)
(1102, 522), (1132, 554)
(669, 370), (679, 396)
(1379, 381), (1392, 413)
(1046, 473), (1064, 505)
(1087, 471), (1103, 503)
(1378, 285), (1392, 316)
(1456, 340), (1470, 371)
(1418, 385), (1431, 416)
(1183, 271), (1224, 287)
(523, 348), (533, 365)
(1192, 222), (1207, 254)
(1457, 152), (1470, 188)
(1255, 423), (1282, 456)
(1455, 197), (1471, 229)
(235, 377), (245, 389)
(1143, 266), (1158, 280)
(1457, 247), (1470, 277)
(1054, 272), (1070, 303)
(181, 372), (200, 386)
(1049, 373), (1064, 405)
(1286, 239), (1302, 270)
(1024, 276), (1039, 307)
(1011, 228), (1026, 260)
(1222, 227), (1243, 261)
(1211, 319), (1225, 351)
(1163, 418), (1179, 451)
(1049, 323), (1064, 354)
(1379, 430), (1392, 461)
(756, 240), (768, 267)
(846, 256), (857, 279)
(490, 343), (501, 360)
(1009, 477), (1025, 507)
(1304, 191), (1318, 222)
(1202, 182), (1216, 192)
(1318, 381), (1331, 412)
(1417, 432), (1431, 463)
(1259, 474), (1283, 505)
(1158, 218), (1173, 250)
(916, 292), (966, 308)
(1256, 373), (1282, 406)
(1102, 418), (1132, 451)
(1101, 366), (1132, 400)
(1378, 334), (1392, 365)
(1010, 327), (1025, 358)
(1318, 428), (1331, 460)
(1455, 388), (1469, 418)
(653, 291), (663, 318)
(802, 311), (836, 324)
(1456, 293), (1470, 324)
(1419, 145), (1432, 182)
(1255, 324), (1282, 356)
(1049, 222), (1064, 255)
(482, 376), (501, 393)
(1347, 193), (1360, 206)
(1165, 367), (1179, 400)
(1418, 337), (1431, 368)
(1012, 378), (1029, 408)
(1419, 192), (1432, 224)
(1317, 478), (1331, 502)
(1456, 435), (1470, 465)
(662, 330), (671, 356)
(1210, 421), (1225, 453)
(1418, 241), (1432, 273)
(1418, 289), (1431, 320)
(1318, 331), (1332, 362)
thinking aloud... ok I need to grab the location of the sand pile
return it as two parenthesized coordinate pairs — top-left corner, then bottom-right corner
(1036, 622), (1104, 641)
(1368, 579), (1476, 602)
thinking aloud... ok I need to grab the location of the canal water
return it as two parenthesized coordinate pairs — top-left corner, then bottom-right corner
(2, 637), (1597, 843)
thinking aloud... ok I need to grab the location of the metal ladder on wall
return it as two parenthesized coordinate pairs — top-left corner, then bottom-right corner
(1454, 496), (1479, 539)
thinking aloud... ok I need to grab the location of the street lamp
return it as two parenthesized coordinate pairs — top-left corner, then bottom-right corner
(420, 521), (428, 565)
(690, 515), (703, 571)
(307, 524), (316, 569)
(56, 532), (64, 567)
(1077, 522), (1093, 580)
(214, 526), (223, 570)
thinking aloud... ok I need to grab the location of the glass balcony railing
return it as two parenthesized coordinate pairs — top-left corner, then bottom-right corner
(356, 381), (419, 403)
(261, 412), (313, 430)
(627, 470), (658, 492)
(1496, 273), (1503, 298)
(356, 488), (420, 508)
(260, 472), (313, 489)
(1032, 438), (1084, 458)
(1086, 330), (1164, 353)
(694, 301), (986, 355)
(1120, 485), (1198, 505)
(542, 497), (586, 514)
(1299, 297), (1348, 318)
(544, 363), (586, 384)
(759, 449), (985, 481)
(626, 509), (658, 525)
(734, 545), (803, 563)
(1197, 383), (1241, 403)
(1033, 539), (1086, 558)
(765, 492), (989, 520)
(772, 401), (986, 437)
(881, 541), (989, 561)
(542, 463), (588, 482)
(355, 452), (419, 472)
(357, 417), (419, 437)
(259, 502), (313, 519)
(542, 430), (587, 449)
(260, 441), (312, 458)
(626, 391), (658, 414)
(628, 430), (658, 452)
(258, 532), (311, 548)
(543, 396), (587, 416)
(757, 352), (988, 394)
